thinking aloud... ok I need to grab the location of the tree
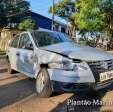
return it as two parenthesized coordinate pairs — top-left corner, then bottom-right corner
(49, 0), (113, 39)
(101, 0), (113, 38)
(0, 0), (30, 28)
(0, 0), (30, 52)
(74, 0), (113, 41)
(74, 0), (105, 32)
(18, 17), (37, 31)
(49, 0), (76, 38)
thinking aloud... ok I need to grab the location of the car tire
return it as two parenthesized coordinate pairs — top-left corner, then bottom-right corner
(36, 68), (52, 98)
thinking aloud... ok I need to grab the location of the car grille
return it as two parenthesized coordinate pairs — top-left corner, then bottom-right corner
(87, 60), (113, 83)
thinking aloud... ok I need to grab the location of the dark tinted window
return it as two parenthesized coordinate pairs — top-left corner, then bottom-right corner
(32, 32), (61, 47)
(32, 31), (72, 47)
(19, 33), (32, 50)
(10, 35), (20, 48)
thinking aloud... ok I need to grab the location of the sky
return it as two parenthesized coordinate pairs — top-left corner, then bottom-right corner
(28, 0), (67, 24)
(28, 0), (54, 17)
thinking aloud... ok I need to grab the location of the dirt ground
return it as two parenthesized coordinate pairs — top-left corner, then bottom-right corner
(0, 57), (113, 112)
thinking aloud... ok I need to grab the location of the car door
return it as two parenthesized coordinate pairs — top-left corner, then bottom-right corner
(17, 33), (34, 77)
(8, 35), (20, 70)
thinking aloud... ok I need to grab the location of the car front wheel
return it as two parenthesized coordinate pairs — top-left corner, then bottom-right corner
(36, 68), (52, 98)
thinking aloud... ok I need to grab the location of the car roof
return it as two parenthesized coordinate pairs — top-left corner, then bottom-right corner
(32, 29), (53, 33)
(22, 29), (62, 35)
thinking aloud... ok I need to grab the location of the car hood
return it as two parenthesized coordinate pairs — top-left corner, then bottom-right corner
(41, 42), (113, 61)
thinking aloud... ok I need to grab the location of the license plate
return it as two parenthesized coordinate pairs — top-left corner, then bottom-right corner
(100, 70), (113, 82)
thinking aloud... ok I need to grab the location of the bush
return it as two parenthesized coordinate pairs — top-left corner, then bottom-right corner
(18, 17), (38, 31)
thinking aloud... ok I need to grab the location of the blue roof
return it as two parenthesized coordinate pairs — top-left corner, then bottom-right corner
(30, 11), (68, 26)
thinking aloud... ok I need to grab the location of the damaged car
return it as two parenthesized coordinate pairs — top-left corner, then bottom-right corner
(7, 29), (113, 97)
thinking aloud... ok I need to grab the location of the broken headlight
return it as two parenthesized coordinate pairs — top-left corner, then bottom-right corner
(48, 60), (88, 71)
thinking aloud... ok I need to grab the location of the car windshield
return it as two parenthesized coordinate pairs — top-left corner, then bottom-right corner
(31, 31), (72, 47)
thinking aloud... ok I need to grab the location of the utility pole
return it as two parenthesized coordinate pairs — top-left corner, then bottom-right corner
(52, 0), (55, 31)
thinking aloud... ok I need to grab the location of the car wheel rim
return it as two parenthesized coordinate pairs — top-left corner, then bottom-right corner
(36, 72), (46, 93)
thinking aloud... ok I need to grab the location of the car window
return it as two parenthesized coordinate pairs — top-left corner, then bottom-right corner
(19, 33), (33, 50)
(32, 32), (61, 47)
(10, 35), (20, 48)
(32, 31), (73, 47)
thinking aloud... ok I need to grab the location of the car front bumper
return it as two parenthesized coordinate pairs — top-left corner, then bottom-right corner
(48, 69), (113, 92)
(52, 79), (113, 92)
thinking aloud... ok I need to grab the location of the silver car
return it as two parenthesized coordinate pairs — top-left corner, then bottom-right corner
(7, 30), (113, 97)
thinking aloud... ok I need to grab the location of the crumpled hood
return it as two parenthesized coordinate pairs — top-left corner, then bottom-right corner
(42, 42), (113, 61)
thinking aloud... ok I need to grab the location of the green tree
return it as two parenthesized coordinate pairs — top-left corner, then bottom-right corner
(18, 17), (37, 31)
(74, 0), (105, 32)
(49, 0), (113, 39)
(101, 0), (113, 38)
(0, 0), (30, 27)
(49, 0), (76, 38)
(75, 0), (113, 39)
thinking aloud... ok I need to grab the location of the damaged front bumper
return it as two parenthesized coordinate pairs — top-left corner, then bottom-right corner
(52, 81), (94, 92)
(52, 79), (113, 92)
(48, 69), (113, 92)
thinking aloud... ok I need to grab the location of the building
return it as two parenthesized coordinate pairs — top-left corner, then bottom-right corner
(27, 11), (67, 33)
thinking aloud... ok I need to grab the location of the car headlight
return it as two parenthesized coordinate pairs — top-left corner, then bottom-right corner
(48, 60), (88, 71)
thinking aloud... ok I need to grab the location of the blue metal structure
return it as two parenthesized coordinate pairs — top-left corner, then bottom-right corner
(29, 11), (52, 30)
(27, 11), (66, 32)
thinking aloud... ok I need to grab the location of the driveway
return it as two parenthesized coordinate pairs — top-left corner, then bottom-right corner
(0, 56), (113, 112)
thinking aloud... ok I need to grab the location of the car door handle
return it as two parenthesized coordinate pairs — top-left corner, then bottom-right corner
(16, 53), (20, 56)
